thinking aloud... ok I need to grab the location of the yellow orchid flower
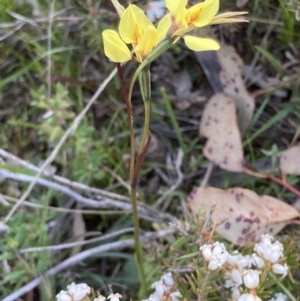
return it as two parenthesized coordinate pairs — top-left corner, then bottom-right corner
(102, 4), (159, 63)
(157, 0), (247, 52)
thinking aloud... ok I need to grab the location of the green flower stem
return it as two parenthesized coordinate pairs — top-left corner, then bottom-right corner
(127, 63), (151, 298)
(130, 185), (146, 297)
(125, 41), (173, 295)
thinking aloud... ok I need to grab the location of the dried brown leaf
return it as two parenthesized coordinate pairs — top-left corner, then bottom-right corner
(280, 144), (300, 175)
(188, 187), (299, 246)
(199, 93), (244, 172)
(217, 45), (255, 132)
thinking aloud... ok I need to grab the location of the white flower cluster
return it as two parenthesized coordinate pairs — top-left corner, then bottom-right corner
(200, 241), (230, 270)
(200, 234), (289, 301)
(56, 283), (91, 301)
(56, 282), (122, 301)
(142, 272), (181, 301)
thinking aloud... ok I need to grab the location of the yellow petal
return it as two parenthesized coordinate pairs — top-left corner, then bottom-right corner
(213, 11), (248, 19)
(102, 30), (131, 62)
(186, 0), (219, 27)
(165, 0), (187, 35)
(210, 18), (249, 25)
(183, 35), (220, 51)
(119, 4), (152, 44)
(111, 0), (125, 18)
(157, 14), (171, 41)
(210, 11), (248, 25)
(165, 0), (187, 16)
(135, 25), (159, 62)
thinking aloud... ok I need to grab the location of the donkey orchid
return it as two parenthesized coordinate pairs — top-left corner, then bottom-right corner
(157, 0), (247, 51)
(102, 4), (159, 63)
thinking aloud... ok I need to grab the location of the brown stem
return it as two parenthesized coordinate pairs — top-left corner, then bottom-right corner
(132, 131), (152, 188)
(242, 166), (300, 198)
(116, 63), (135, 183)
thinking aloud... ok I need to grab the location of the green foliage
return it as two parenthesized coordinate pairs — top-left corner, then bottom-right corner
(0, 211), (52, 296)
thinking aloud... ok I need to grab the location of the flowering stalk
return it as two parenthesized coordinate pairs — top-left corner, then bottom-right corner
(116, 63), (148, 296)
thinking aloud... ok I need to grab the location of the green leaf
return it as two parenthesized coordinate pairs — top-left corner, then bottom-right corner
(255, 46), (285, 76)
(4, 269), (27, 283)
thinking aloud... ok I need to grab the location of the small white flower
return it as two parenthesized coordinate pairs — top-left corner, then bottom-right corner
(66, 283), (77, 295)
(212, 242), (225, 255)
(151, 280), (167, 295)
(107, 293), (122, 301)
(147, 292), (160, 301)
(231, 286), (241, 300)
(237, 255), (251, 269)
(250, 253), (265, 269)
(201, 242), (229, 270)
(238, 293), (262, 301)
(260, 234), (274, 245)
(272, 263), (289, 277)
(161, 272), (174, 286)
(254, 236), (284, 264)
(200, 244), (212, 260)
(213, 243), (229, 265)
(67, 283), (91, 301)
(224, 278), (235, 288)
(56, 290), (71, 301)
(268, 293), (288, 301)
(231, 269), (243, 286)
(94, 296), (106, 301)
(224, 269), (243, 288)
(243, 270), (260, 289)
(208, 259), (220, 270)
(228, 252), (251, 269)
(146, 1), (165, 22)
(170, 291), (182, 301)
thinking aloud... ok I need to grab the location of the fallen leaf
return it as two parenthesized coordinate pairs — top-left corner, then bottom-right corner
(199, 93), (244, 172)
(217, 45), (255, 132)
(280, 144), (300, 175)
(188, 187), (299, 246)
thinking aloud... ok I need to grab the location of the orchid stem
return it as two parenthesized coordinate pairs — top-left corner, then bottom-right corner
(125, 63), (151, 297)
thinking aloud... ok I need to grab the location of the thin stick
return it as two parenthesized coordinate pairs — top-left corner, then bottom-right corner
(242, 167), (300, 198)
(0, 169), (171, 222)
(4, 67), (118, 223)
(0, 148), (130, 202)
(20, 228), (134, 253)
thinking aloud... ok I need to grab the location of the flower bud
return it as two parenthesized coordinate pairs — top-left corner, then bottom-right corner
(272, 263), (288, 277)
(243, 270), (260, 289)
(200, 244), (212, 261)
